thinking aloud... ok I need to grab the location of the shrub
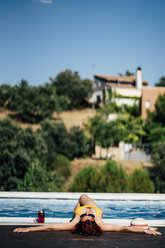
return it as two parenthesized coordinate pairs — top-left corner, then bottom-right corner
(99, 160), (129, 192)
(17, 159), (66, 192)
(52, 155), (71, 179)
(150, 142), (165, 193)
(129, 169), (154, 193)
(69, 166), (100, 192)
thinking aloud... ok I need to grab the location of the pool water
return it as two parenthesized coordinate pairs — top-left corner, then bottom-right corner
(0, 199), (165, 220)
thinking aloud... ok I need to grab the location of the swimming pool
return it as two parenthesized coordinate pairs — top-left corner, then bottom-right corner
(0, 192), (165, 226)
(0, 198), (165, 220)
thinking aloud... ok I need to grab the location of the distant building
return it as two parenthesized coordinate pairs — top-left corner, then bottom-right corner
(90, 67), (165, 120)
(89, 67), (148, 106)
(141, 87), (165, 119)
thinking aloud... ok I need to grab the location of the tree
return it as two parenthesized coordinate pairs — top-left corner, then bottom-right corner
(40, 120), (70, 165)
(51, 70), (93, 109)
(84, 115), (104, 155)
(4, 80), (60, 123)
(0, 84), (12, 107)
(125, 70), (134, 76)
(17, 159), (65, 192)
(151, 93), (165, 125)
(51, 155), (71, 179)
(68, 126), (88, 158)
(155, 76), (165, 87)
(129, 169), (154, 193)
(0, 119), (30, 190)
(99, 160), (129, 192)
(69, 166), (100, 192)
(120, 116), (146, 144)
(150, 142), (165, 193)
(145, 122), (165, 148)
(0, 119), (48, 190)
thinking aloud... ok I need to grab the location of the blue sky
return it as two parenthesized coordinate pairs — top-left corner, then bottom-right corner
(0, 0), (165, 86)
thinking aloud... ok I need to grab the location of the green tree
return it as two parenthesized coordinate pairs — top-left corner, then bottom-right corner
(129, 169), (154, 193)
(68, 126), (88, 158)
(51, 155), (71, 179)
(151, 93), (165, 125)
(69, 166), (100, 192)
(0, 119), (48, 191)
(51, 70), (93, 109)
(6, 80), (59, 123)
(84, 115), (104, 155)
(17, 159), (65, 192)
(150, 142), (165, 193)
(145, 122), (165, 148)
(99, 160), (129, 192)
(120, 116), (146, 144)
(0, 119), (30, 190)
(40, 120), (70, 165)
(0, 84), (12, 107)
(155, 76), (165, 87)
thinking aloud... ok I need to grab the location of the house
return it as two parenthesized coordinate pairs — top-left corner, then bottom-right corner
(141, 87), (165, 119)
(89, 67), (148, 106)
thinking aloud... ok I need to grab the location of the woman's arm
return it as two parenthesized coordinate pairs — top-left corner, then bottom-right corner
(99, 223), (162, 236)
(13, 223), (74, 233)
(13, 216), (79, 233)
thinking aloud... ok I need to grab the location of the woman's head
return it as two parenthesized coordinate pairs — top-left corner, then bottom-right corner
(73, 220), (103, 236)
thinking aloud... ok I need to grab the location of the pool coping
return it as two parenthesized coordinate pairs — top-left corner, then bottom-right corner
(1, 217), (165, 227)
(1, 192), (165, 200)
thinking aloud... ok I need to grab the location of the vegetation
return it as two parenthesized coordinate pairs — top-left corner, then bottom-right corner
(0, 118), (88, 191)
(0, 70), (165, 193)
(150, 142), (165, 193)
(69, 166), (100, 192)
(128, 169), (154, 193)
(51, 155), (71, 179)
(17, 159), (65, 192)
(69, 160), (154, 193)
(0, 70), (93, 123)
(155, 76), (165, 87)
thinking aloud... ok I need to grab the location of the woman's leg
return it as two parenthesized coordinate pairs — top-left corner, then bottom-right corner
(78, 194), (97, 207)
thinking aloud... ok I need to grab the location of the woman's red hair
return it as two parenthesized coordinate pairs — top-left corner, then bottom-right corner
(73, 220), (103, 236)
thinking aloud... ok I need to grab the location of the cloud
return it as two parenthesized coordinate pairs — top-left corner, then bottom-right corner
(32, 0), (53, 4)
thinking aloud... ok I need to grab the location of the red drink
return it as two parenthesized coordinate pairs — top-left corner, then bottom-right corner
(38, 210), (45, 223)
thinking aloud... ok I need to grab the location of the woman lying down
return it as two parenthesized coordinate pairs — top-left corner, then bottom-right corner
(13, 194), (162, 236)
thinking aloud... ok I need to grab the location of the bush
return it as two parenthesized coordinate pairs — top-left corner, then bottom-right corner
(99, 160), (129, 193)
(52, 155), (71, 179)
(17, 159), (66, 192)
(0, 119), (30, 190)
(69, 166), (100, 192)
(150, 142), (165, 193)
(129, 169), (154, 193)
(69, 160), (129, 193)
(68, 126), (88, 158)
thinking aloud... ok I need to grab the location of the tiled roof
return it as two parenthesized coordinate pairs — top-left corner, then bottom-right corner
(94, 74), (148, 85)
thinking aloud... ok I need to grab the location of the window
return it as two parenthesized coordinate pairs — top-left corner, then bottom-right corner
(145, 100), (150, 109)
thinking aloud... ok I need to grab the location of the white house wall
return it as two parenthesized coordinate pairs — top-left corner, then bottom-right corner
(89, 90), (103, 103)
(114, 98), (139, 106)
(112, 88), (141, 97)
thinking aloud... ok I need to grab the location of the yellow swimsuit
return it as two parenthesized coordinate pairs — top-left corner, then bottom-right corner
(74, 205), (103, 217)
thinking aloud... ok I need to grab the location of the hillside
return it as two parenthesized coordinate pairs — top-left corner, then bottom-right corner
(0, 107), (152, 189)
(0, 108), (95, 131)
(53, 108), (96, 130)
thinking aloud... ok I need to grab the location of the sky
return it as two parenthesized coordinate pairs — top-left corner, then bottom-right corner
(0, 0), (165, 86)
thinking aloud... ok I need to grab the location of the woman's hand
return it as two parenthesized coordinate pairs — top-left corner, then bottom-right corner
(144, 229), (162, 236)
(13, 227), (30, 233)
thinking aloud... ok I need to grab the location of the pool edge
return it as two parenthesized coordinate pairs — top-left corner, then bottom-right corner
(1, 217), (165, 226)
